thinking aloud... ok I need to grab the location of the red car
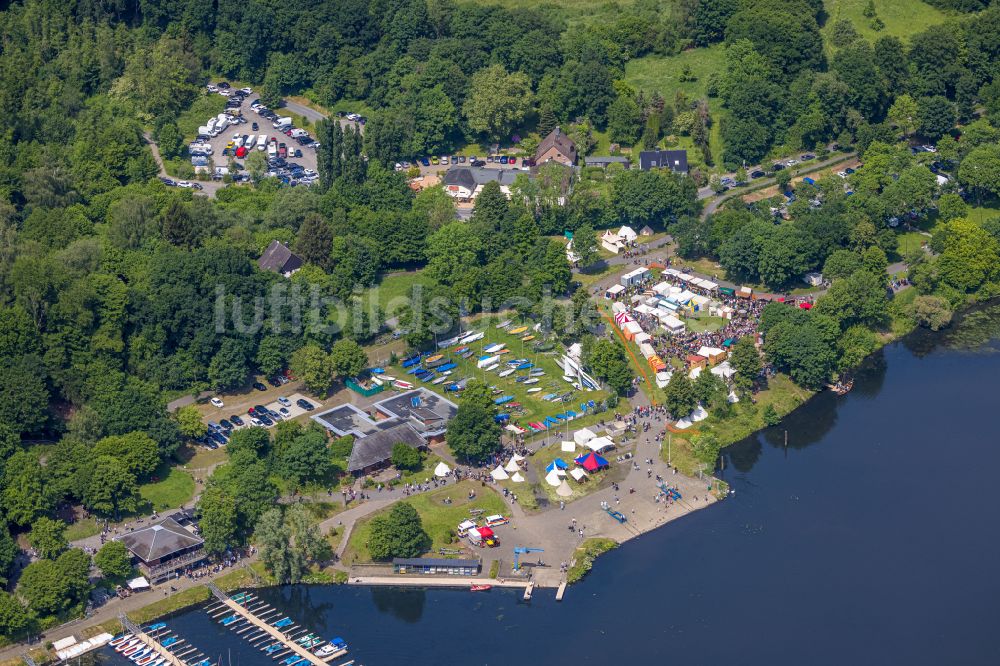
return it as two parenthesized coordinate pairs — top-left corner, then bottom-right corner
(235, 146), (247, 158)
(508, 156), (517, 165)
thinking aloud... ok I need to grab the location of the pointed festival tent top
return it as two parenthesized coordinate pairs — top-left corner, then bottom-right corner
(504, 459), (521, 473)
(490, 465), (509, 481)
(433, 461), (451, 477)
(545, 458), (568, 473)
(544, 470), (562, 487)
(556, 480), (573, 497)
(510, 471), (525, 483)
(574, 452), (609, 472)
(511, 453), (526, 462)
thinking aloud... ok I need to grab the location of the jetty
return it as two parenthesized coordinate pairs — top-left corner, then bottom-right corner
(204, 585), (347, 664)
(116, 615), (211, 666)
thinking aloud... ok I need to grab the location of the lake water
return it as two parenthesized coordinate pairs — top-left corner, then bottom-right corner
(106, 306), (1000, 665)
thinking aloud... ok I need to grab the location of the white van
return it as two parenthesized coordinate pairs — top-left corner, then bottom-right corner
(233, 136), (244, 149)
(457, 520), (477, 538)
(289, 128), (307, 138)
(257, 135), (267, 151)
(244, 135), (256, 149)
(273, 116), (292, 129)
(267, 140), (277, 157)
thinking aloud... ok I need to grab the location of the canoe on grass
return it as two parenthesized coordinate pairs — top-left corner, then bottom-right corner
(508, 326), (528, 335)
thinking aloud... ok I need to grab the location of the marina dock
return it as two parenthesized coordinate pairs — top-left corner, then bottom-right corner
(205, 585), (348, 664)
(116, 615), (211, 666)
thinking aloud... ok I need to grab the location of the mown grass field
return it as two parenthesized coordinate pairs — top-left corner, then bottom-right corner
(363, 269), (435, 319)
(342, 481), (507, 563)
(387, 319), (610, 427)
(822, 0), (949, 43)
(139, 467), (196, 511)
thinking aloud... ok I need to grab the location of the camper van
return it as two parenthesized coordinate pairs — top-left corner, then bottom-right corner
(257, 134), (267, 151)
(457, 520), (477, 538)
(244, 135), (256, 149)
(273, 116), (292, 129)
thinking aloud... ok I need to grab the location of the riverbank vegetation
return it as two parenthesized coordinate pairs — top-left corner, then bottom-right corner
(567, 538), (618, 584)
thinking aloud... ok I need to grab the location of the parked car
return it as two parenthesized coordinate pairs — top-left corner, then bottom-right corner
(277, 396), (292, 406)
(499, 156), (508, 164)
(207, 421), (221, 432)
(258, 415), (273, 426)
(230, 415), (244, 426)
(278, 407), (290, 417)
(219, 419), (233, 431)
(249, 417), (262, 426)
(450, 156), (458, 164)
(509, 157), (517, 165)
(750, 170), (765, 179)
(253, 381), (267, 391)
(296, 399), (315, 411)
(420, 157), (430, 166)
(159, 177), (177, 186)
(459, 156), (466, 163)
(471, 159), (485, 167)
(210, 397), (225, 408)
(800, 153), (815, 161)
(772, 163), (785, 171)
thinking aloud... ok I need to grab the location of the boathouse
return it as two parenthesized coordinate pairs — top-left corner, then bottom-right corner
(118, 516), (205, 582)
(392, 557), (481, 575)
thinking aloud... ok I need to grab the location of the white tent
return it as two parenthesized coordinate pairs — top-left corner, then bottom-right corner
(656, 370), (673, 389)
(127, 576), (150, 591)
(639, 342), (657, 359)
(556, 480), (574, 497)
(491, 466), (510, 481)
(510, 471), (525, 483)
(574, 427), (597, 446)
(674, 417), (694, 429)
(545, 469), (563, 487)
(727, 390), (740, 403)
(585, 436), (615, 453)
(561, 440), (576, 453)
(634, 332), (652, 346)
(512, 453), (526, 462)
(711, 361), (736, 379)
(434, 461), (451, 477)
(569, 468), (587, 482)
(618, 225), (638, 242)
(504, 459), (521, 473)
(691, 405), (709, 422)
(689, 366), (703, 379)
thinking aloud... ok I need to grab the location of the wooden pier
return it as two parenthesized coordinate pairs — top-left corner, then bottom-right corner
(207, 585), (345, 665)
(555, 580), (567, 601)
(117, 616), (198, 666)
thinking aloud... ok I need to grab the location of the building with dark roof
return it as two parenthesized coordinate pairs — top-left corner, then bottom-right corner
(638, 149), (689, 174)
(443, 167), (524, 201)
(118, 517), (205, 582)
(258, 240), (303, 276)
(312, 388), (459, 476)
(346, 422), (427, 475)
(535, 127), (577, 167)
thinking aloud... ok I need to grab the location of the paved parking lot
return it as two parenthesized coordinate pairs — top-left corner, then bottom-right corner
(201, 94), (319, 185)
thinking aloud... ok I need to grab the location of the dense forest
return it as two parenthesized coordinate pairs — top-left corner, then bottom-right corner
(1, 0), (1000, 640)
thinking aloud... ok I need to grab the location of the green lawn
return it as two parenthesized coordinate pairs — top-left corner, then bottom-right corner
(686, 315), (725, 333)
(139, 468), (196, 512)
(387, 318), (610, 428)
(966, 201), (1000, 225)
(822, 0), (948, 43)
(624, 45), (726, 100)
(64, 518), (100, 542)
(364, 270), (435, 319)
(342, 481), (507, 564)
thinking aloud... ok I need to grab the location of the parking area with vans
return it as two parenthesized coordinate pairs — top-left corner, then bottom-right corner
(197, 85), (320, 187)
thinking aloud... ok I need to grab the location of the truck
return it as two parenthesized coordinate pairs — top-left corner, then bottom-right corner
(274, 116), (292, 128)
(257, 135), (267, 151)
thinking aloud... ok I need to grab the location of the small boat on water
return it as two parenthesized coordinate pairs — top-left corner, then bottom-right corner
(146, 623), (166, 632)
(470, 584), (492, 592)
(527, 387), (542, 393)
(521, 335), (535, 342)
(509, 326), (528, 335)
(116, 640), (140, 653)
(498, 368), (516, 378)
(315, 638), (348, 657)
(394, 380), (414, 390)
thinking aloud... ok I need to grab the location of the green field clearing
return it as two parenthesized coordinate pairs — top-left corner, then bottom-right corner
(624, 44), (726, 101)
(342, 481), (507, 564)
(139, 467), (196, 512)
(362, 270), (435, 319)
(822, 0), (949, 43)
(386, 319), (610, 427)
